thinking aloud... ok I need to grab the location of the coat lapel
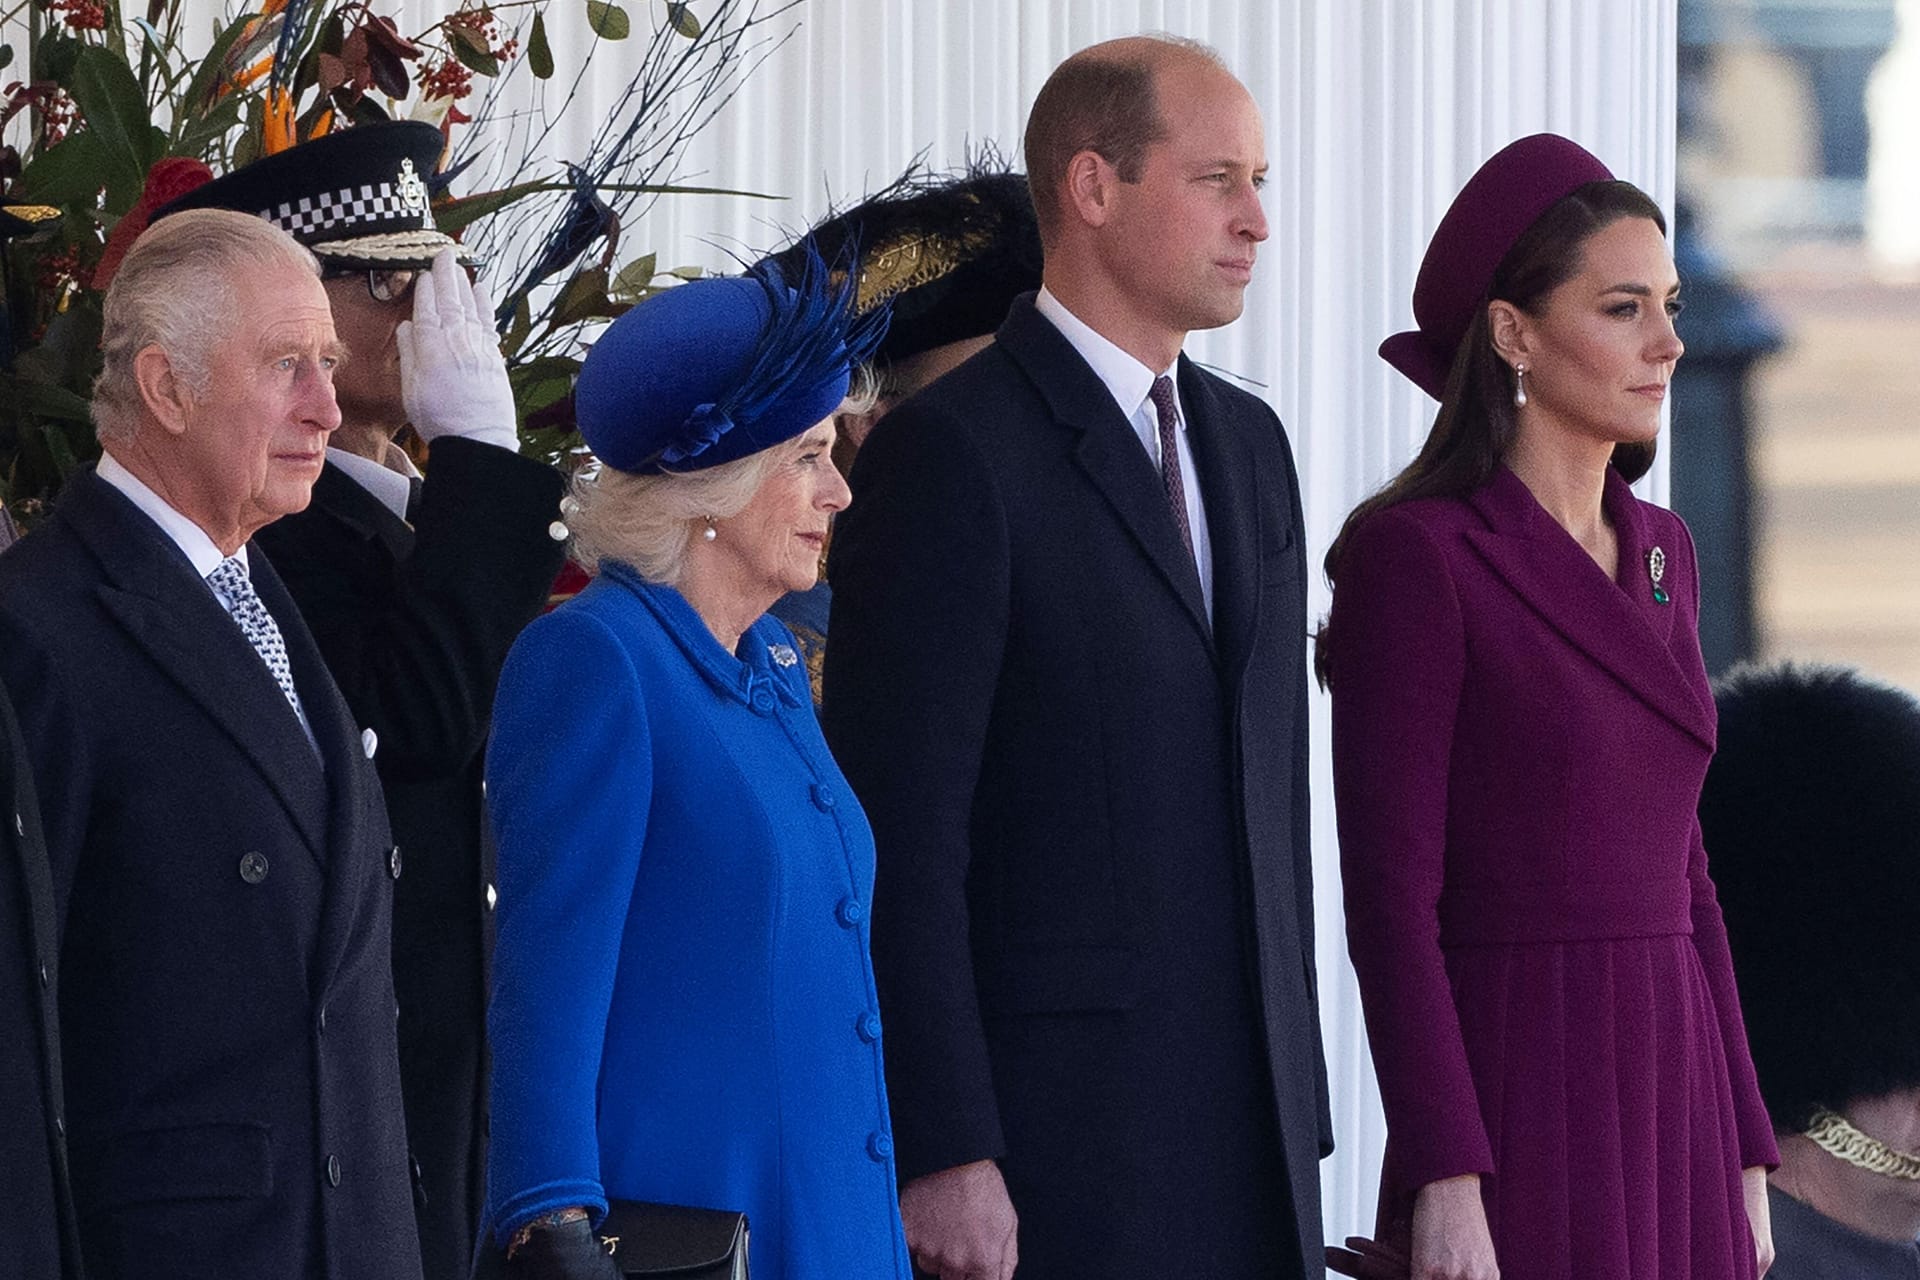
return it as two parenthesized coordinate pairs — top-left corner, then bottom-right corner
(1180, 359), (1265, 683)
(1463, 466), (1715, 749)
(253, 548), (380, 998)
(997, 297), (1212, 648)
(310, 461), (417, 561)
(64, 471), (332, 863)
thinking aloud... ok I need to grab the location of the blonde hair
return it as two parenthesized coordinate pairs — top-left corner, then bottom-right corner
(567, 380), (874, 587)
(92, 209), (320, 446)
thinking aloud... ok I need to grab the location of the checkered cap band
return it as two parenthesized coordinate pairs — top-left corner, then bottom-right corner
(264, 180), (432, 241)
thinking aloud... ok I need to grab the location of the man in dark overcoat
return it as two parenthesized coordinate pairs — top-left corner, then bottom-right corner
(0, 209), (421, 1279)
(0, 677), (82, 1279)
(154, 123), (566, 1279)
(822, 35), (1332, 1280)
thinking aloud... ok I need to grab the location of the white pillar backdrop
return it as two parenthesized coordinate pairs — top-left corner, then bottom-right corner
(99, 0), (1676, 1240)
(563, 0), (1674, 1239)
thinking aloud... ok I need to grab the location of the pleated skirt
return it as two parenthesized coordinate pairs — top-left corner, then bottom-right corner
(1380, 935), (1756, 1280)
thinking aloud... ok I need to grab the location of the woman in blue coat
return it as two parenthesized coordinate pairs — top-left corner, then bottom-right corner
(481, 249), (910, 1280)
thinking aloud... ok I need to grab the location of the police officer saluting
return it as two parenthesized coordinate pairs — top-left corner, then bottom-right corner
(151, 122), (567, 1280)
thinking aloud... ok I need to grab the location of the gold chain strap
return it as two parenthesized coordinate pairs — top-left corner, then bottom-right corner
(1804, 1108), (1920, 1181)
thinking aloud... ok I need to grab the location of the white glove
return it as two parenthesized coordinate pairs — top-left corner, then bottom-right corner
(395, 248), (520, 451)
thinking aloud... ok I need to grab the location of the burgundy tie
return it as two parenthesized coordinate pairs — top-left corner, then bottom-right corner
(1148, 375), (1193, 558)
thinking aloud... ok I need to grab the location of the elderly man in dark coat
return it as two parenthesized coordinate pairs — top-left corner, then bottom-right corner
(152, 122), (567, 1280)
(0, 209), (420, 1280)
(823, 35), (1331, 1280)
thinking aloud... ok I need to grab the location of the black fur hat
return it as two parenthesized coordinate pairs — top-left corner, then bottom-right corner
(1701, 662), (1920, 1131)
(762, 159), (1043, 368)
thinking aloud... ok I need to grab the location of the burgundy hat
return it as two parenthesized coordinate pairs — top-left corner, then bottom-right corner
(1380, 133), (1614, 400)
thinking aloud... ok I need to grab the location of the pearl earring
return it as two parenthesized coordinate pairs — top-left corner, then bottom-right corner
(1513, 364), (1529, 409)
(701, 517), (717, 542)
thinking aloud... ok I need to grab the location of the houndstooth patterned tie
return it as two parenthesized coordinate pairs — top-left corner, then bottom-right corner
(207, 557), (307, 729)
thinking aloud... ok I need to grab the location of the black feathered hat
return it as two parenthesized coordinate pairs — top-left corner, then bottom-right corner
(761, 161), (1042, 367)
(1701, 662), (1920, 1132)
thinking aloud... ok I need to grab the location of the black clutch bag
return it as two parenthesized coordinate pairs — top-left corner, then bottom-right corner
(476, 1200), (749, 1280)
(599, 1200), (748, 1279)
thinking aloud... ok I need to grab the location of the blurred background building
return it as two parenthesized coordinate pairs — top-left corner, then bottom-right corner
(1675, 0), (1920, 686)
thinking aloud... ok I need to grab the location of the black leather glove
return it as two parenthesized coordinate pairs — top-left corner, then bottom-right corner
(505, 1216), (624, 1280)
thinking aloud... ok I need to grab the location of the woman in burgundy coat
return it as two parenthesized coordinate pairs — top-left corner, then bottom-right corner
(1320, 135), (1778, 1280)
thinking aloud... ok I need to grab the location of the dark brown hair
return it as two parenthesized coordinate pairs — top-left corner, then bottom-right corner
(1023, 38), (1219, 241)
(1313, 179), (1669, 688)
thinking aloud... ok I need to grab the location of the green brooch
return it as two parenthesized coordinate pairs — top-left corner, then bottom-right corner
(1647, 546), (1670, 605)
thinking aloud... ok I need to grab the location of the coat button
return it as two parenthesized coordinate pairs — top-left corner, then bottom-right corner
(13, 812), (22, 838)
(388, 845), (403, 880)
(239, 851), (270, 884)
(867, 1131), (892, 1162)
(326, 1154), (341, 1186)
(486, 882), (498, 911)
(750, 686), (775, 715)
(856, 1011), (882, 1043)
(811, 784), (836, 811)
(318, 1006), (328, 1033)
(39, 962), (49, 990)
(835, 897), (864, 928)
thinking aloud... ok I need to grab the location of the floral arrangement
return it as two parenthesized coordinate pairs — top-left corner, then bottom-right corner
(0, 0), (797, 528)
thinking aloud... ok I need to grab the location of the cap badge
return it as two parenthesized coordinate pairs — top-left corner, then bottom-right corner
(396, 158), (429, 217)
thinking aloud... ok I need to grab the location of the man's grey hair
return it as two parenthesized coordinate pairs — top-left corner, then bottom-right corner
(91, 209), (321, 446)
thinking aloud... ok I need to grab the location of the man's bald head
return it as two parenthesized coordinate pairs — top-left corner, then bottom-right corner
(1023, 35), (1227, 245)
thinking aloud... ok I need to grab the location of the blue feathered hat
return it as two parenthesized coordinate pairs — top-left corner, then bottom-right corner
(576, 242), (888, 474)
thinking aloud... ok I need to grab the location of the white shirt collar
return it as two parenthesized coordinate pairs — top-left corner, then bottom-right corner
(325, 445), (417, 523)
(1034, 285), (1181, 426)
(96, 451), (243, 580)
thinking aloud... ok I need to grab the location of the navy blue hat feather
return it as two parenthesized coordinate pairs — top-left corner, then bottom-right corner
(576, 242), (888, 474)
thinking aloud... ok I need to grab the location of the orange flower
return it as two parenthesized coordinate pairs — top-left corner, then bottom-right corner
(263, 85), (296, 155)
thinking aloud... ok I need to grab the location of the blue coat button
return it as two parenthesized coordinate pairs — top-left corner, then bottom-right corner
(388, 845), (403, 880)
(326, 1153), (342, 1186)
(239, 851), (269, 884)
(856, 1011), (882, 1043)
(811, 783), (836, 811)
(867, 1131), (893, 1162)
(750, 686), (775, 715)
(835, 897), (865, 927)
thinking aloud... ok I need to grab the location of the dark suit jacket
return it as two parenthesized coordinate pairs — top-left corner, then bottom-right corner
(252, 438), (564, 1280)
(0, 468), (422, 1280)
(822, 295), (1332, 1280)
(0, 678), (82, 1279)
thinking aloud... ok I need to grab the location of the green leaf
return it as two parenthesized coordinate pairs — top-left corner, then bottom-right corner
(586, 0), (631, 41)
(665, 264), (705, 281)
(503, 293), (533, 355)
(508, 354), (581, 419)
(11, 131), (107, 206)
(178, 11), (255, 117)
(664, 2), (702, 39)
(175, 97), (245, 159)
(433, 178), (554, 236)
(70, 45), (163, 211)
(550, 267), (622, 327)
(448, 21), (500, 76)
(609, 252), (656, 301)
(528, 12), (553, 79)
